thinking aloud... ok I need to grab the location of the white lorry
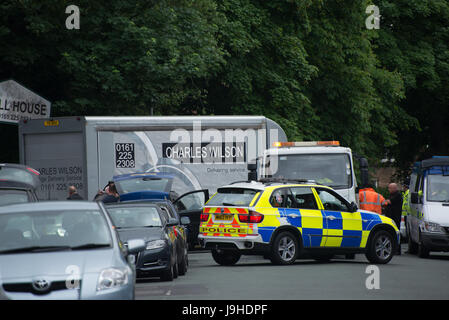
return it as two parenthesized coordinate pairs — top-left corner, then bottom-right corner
(250, 141), (369, 204)
(18, 116), (287, 200)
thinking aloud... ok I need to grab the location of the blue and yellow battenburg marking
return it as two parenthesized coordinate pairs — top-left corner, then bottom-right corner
(200, 185), (399, 249)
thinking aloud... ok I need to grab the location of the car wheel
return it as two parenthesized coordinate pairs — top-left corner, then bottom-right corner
(407, 230), (418, 254)
(178, 249), (188, 276)
(312, 253), (334, 262)
(417, 233), (430, 258)
(173, 256), (179, 279)
(270, 231), (299, 265)
(365, 230), (395, 264)
(211, 249), (241, 266)
(160, 264), (174, 281)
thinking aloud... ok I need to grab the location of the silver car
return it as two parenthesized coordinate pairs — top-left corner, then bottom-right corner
(0, 201), (145, 300)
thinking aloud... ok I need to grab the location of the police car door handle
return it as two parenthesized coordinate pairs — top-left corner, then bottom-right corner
(327, 215), (336, 220)
(288, 213), (299, 218)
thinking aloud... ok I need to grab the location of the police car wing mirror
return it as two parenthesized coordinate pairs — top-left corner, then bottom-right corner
(349, 202), (358, 212)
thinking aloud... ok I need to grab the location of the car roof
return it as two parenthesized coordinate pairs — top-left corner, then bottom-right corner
(218, 180), (327, 191)
(0, 201), (101, 214)
(0, 163), (41, 188)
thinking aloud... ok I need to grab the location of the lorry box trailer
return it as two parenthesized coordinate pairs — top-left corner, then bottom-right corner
(18, 116), (287, 200)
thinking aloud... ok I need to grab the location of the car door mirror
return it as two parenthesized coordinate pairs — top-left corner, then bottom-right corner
(167, 218), (179, 227)
(180, 216), (191, 225)
(126, 239), (146, 254)
(349, 202), (358, 212)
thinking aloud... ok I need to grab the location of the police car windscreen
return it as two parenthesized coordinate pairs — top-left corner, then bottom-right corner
(0, 189), (29, 206)
(264, 154), (352, 189)
(116, 178), (171, 194)
(427, 175), (449, 202)
(207, 188), (259, 207)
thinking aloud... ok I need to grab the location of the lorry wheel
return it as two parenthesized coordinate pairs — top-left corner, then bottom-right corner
(270, 232), (299, 265)
(211, 249), (241, 266)
(407, 231), (418, 254)
(417, 233), (430, 258)
(365, 230), (395, 264)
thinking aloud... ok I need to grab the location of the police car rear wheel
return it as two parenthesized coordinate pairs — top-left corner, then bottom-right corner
(366, 230), (394, 264)
(270, 232), (299, 265)
(211, 249), (241, 266)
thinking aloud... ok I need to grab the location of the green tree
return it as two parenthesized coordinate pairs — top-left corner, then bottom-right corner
(374, 0), (449, 177)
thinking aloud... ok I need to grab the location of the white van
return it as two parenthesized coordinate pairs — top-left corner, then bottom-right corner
(406, 157), (449, 258)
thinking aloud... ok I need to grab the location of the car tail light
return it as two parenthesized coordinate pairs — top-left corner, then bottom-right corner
(200, 213), (209, 222)
(238, 211), (264, 223)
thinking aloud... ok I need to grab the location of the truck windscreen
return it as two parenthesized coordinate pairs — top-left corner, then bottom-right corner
(263, 154), (352, 189)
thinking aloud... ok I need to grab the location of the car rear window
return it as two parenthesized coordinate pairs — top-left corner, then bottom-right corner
(0, 167), (35, 185)
(0, 190), (30, 206)
(206, 188), (259, 207)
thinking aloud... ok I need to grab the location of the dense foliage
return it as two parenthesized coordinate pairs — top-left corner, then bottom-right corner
(0, 0), (447, 176)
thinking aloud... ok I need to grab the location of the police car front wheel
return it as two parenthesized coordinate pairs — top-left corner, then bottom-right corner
(365, 230), (395, 264)
(270, 232), (299, 265)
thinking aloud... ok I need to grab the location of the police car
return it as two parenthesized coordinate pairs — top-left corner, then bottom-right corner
(198, 180), (400, 265)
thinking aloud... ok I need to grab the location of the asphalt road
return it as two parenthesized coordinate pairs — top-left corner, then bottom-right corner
(135, 245), (449, 300)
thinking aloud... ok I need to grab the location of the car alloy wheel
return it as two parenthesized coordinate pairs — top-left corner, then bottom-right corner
(375, 234), (392, 260)
(278, 236), (296, 262)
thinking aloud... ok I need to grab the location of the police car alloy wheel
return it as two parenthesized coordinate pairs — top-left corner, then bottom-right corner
(270, 232), (299, 265)
(211, 249), (241, 266)
(365, 230), (395, 264)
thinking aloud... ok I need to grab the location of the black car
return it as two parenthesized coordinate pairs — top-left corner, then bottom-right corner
(105, 202), (186, 281)
(0, 164), (40, 206)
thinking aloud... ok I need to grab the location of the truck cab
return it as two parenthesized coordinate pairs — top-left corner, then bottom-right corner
(257, 141), (358, 204)
(406, 157), (449, 258)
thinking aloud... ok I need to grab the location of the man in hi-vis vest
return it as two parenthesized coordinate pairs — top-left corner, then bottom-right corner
(359, 185), (386, 215)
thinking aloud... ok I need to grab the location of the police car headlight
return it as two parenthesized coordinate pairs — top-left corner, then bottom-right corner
(97, 268), (129, 291)
(421, 221), (445, 234)
(146, 240), (167, 250)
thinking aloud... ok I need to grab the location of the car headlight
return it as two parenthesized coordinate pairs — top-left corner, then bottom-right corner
(146, 240), (167, 250)
(97, 268), (129, 291)
(421, 221), (445, 233)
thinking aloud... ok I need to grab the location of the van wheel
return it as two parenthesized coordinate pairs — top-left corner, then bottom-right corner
(407, 231), (418, 254)
(270, 232), (299, 265)
(417, 233), (430, 258)
(365, 230), (395, 264)
(211, 249), (241, 266)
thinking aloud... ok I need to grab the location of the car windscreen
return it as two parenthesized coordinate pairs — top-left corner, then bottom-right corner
(115, 177), (171, 194)
(0, 209), (112, 254)
(263, 153), (352, 189)
(427, 175), (449, 202)
(0, 189), (30, 206)
(206, 188), (259, 207)
(0, 167), (37, 186)
(107, 206), (162, 228)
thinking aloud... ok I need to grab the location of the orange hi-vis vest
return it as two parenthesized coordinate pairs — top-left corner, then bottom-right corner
(359, 188), (385, 214)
